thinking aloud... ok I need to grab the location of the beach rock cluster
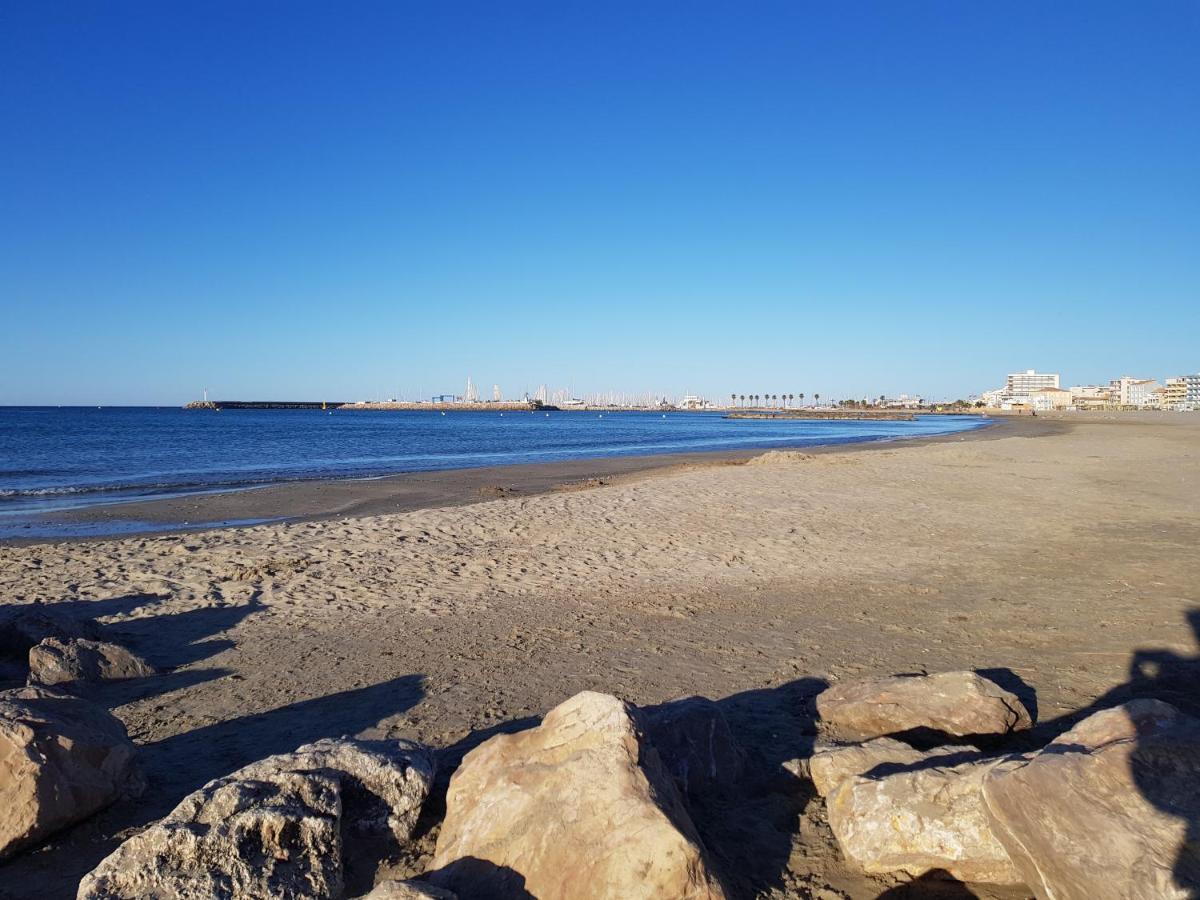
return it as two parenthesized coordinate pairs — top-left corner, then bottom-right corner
(0, 603), (156, 688)
(4, 649), (1199, 900)
(805, 670), (1200, 898)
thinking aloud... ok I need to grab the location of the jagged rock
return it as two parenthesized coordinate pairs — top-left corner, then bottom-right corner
(358, 881), (457, 899)
(827, 748), (1026, 884)
(430, 691), (726, 899)
(78, 738), (435, 900)
(640, 695), (744, 799)
(0, 605), (94, 657)
(982, 699), (1200, 900)
(28, 638), (157, 686)
(804, 737), (964, 797)
(0, 686), (138, 859)
(816, 671), (1033, 742)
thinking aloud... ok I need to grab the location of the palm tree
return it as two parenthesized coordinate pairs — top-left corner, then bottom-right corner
(772, 394), (778, 407)
(788, 393), (794, 407)
(740, 394), (745, 407)
(814, 393), (820, 407)
(799, 392), (805, 406)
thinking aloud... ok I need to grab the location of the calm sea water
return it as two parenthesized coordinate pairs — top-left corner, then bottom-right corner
(0, 407), (988, 517)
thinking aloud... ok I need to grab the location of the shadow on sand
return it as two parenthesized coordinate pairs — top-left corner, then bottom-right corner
(0, 592), (264, 706)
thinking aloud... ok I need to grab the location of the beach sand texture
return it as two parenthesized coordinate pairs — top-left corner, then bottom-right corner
(1, 414), (1197, 898)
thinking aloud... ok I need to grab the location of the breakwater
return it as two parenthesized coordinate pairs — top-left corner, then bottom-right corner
(726, 410), (916, 421)
(184, 400), (346, 410)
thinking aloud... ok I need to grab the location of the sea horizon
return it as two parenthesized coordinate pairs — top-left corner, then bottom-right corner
(0, 406), (989, 519)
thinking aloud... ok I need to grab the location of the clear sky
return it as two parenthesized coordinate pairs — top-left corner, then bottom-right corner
(2, 2), (1197, 405)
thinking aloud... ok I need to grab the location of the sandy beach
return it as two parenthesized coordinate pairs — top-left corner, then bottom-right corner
(2, 413), (1198, 898)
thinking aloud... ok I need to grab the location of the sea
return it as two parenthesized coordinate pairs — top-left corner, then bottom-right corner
(0, 407), (989, 533)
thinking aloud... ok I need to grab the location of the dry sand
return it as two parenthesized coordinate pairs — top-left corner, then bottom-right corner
(1, 413), (1198, 898)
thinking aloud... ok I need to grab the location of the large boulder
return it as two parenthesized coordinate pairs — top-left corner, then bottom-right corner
(982, 699), (1200, 900)
(78, 738), (436, 900)
(804, 737), (965, 797)
(429, 691), (726, 899)
(639, 695), (744, 800)
(826, 748), (1026, 884)
(816, 671), (1033, 742)
(28, 638), (157, 686)
(0, 686), (138, 858)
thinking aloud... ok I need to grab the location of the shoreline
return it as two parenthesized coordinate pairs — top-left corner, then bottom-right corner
(1, 415), (1026, 544)
(1, 411), (1196, 898)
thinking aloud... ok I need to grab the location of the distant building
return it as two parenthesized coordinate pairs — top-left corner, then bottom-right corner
(1161, 378), (1188, 409)
(1006, 369), (1060, 395)
(1028, 387), (1072, 411)
(880, 394), (925, 409)
(678, 394), (712, 410)
(1181, 374), (1200, 408)
(980, 369), (1060, 409)
(1069, 385), (1113, 411)
(1109, 376), (1161, 408)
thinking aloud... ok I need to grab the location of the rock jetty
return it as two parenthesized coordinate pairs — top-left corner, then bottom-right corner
(0, 658), (1195, 899)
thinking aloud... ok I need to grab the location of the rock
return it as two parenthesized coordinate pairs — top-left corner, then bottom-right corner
(0, 605), (94, 658)
(357, 881), (457, 899)
(805, 737), (965, 797)
(430, 691), (726, 899)
(78, 738), (435, 900)
(826, 748), (1026, 884)
(816, 671), (1033, 742)
(0, 686), (138, 859)
(640, 695), (744, 799)
(982, 699), (1200, 900)
(28, 638), (157, 686)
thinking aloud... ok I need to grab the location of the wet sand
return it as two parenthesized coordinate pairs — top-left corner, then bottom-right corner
(1, 412), (1197, 898)
(6, 416), (1014, 543)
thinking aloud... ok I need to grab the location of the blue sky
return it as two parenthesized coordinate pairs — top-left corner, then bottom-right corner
(2, 2), (1197, 404)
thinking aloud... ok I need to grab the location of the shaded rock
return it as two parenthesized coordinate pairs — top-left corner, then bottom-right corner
(816, 671), (1033, 742)
(78, 738), (435, 900)
(804, 737), (965, 797)
(640, 695), (745, 799)
(430, 690), (726, 899)
(827, 749), (1026, 884)
(358, 881), (457, 899)
(28, 638), (157, 686)
(0, 686), (138, 859)
(982, 699), (1200, 900)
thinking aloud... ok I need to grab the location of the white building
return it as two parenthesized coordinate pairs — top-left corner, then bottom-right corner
(981, 369), (1061, 408)
(1109, 376), (1161, 408)
(1006, 370), (1060, 395)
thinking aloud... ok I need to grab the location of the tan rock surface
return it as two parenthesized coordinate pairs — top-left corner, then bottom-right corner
(982, 699), (1200, 900)
(827, 750), (1026, 884)
(430, 690), (726, 899)
(805, 737), (965, 797)
(816, 671), (1033, 741)
(78, 738), (435, 900)
(0, 686), (137, 859)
